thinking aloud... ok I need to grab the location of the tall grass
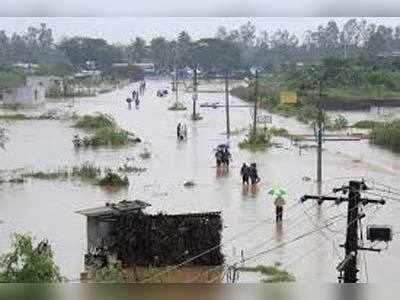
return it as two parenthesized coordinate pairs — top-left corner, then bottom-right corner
(73, 113), (116, 130)
(370, 120), (400, 152)
(71, 163), (101, 180)
(73, 113), (136, 147)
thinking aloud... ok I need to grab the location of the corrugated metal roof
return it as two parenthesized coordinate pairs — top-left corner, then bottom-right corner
(76, 200), (150, 217)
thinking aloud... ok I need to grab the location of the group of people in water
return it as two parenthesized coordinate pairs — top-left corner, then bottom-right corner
(240, 163), (260, 186)
(215, 146), (231, 168)
(176, 123), (188, 141)
(126, 81), (146, 109)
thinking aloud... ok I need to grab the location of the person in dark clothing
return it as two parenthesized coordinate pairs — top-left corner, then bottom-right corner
(215, 150), (223, 167)
(223, 148), (231, 167)
(132, 90), (137, 101)
(177, 123), (182, 139)
(274, 196), (286, 222)
(240, 163), (249, 185)
(249, 163), (260, 186)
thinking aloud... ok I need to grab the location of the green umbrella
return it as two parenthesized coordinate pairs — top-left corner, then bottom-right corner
(268, 187), (288, 197)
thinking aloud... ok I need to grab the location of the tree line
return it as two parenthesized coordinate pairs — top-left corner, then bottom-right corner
(1, 19), (400, 75)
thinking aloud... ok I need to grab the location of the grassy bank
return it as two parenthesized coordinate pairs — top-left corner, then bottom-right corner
(73, 113), (138, 147)
(370, 120), (400, 152)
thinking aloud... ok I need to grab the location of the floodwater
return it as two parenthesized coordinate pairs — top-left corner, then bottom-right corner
(1, 78), (400, 283)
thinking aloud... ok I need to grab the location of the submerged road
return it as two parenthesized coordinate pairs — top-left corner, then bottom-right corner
(1, 78), (400, 282)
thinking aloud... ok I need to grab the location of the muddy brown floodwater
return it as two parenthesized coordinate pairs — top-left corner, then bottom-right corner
(1, 78), (400, 282)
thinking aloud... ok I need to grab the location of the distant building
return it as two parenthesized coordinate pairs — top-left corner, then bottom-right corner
(133, 62), (155, 74)
(0, 75), (47, 106)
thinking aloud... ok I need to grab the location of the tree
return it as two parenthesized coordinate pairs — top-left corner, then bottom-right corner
(59, 37), (122, 70)
(239, 21), (256, 48)
(0, 233), (62, 283)
(216, 26), (228, 40)
(129, 37), (148, 63)
(175, 31), (193, 68)
(149, 37), (170, 70)
(196, 38), (241, 73)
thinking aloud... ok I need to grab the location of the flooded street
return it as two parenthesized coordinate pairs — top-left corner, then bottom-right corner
(1, 78), (400, 282)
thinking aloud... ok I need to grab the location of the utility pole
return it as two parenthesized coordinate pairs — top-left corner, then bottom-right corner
(175, 68), (179, 103)
(252, 70), (259, 137)
(225, 71), (230, 137)
(316, 107), (323, 186)
(301, 180), (386, 283)
(192, 67), (198, 120)
(343, 181), (362, 283)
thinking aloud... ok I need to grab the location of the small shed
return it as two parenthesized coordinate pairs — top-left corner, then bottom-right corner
(77, 200), (151, 252)
(77, 200), (223, 268)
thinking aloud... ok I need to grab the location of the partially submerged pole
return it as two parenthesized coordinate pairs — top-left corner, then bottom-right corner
(192, 67), (198, 120)
(252, 70), (259, 137)
(225, 72), (230, 137)
(175, 68), (179, 103)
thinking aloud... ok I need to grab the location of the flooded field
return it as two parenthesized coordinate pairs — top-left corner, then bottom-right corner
(1, 78), (400, 282)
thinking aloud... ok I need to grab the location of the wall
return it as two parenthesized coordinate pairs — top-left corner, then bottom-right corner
(86, 211), (223, 267)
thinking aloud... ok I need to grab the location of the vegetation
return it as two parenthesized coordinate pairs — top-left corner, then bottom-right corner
(0, 113), (59, 121)
(0, 70), (25, 89)
(71, 163), (101, 180)
(370, 120), (400, 152)
(327, 115), (349, 131)
(92, 258), (127, 283)
(352, 120), (382, 129)
(168, 102), (187, 111)
(118, 163), (147, 174)
(0, 233), (62, 283)
(239, 264), (295, 283)
(23, 170), (69, 180)
(239, 129), (270, 151)
(73, 113), (116, 130)
(98, 170), (129, 187)
(73, 113), (137, 147)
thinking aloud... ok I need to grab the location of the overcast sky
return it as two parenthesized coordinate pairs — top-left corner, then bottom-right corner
(1, 17), (400, 44)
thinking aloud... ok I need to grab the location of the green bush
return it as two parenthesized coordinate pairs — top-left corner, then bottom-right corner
(370, 120), (400, 152)
(98, 170), (129, 187)
(352, 120), (381, 129)
(239, 130), (270, 151)
(239, 264), (295, 283)
(168, 102), (187, 111)
(71, 163), (101, 179)
(0, 233), (62, 283)
(73, 113), (116, 130)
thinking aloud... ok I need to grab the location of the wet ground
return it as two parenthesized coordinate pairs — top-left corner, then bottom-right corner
(1, 78), (400, 283)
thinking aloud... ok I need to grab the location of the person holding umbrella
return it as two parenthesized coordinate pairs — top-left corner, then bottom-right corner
(268, 187), (287, 222)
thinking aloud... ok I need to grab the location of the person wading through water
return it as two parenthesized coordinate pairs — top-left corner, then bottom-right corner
(240, 163), (250, 185)
(177, 123), (182, 139)
(249, 163), (260, 186)
(274, 195), (286, 222)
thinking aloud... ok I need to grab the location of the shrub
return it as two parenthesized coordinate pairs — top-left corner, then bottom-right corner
(71, 163), (101, 180)
(98, 170), (129, 187)
(370, 120), (400, 152)
(352, 120), (381, 129)
(90, 127), (132, 147)
(0, 233), (62, 283)
(73, 113), (116, 130)
(239, 130), (270, 151)
(168, 102), (187, 111)
(239, 264), (295, 283)
(327, 115), (349, 130)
